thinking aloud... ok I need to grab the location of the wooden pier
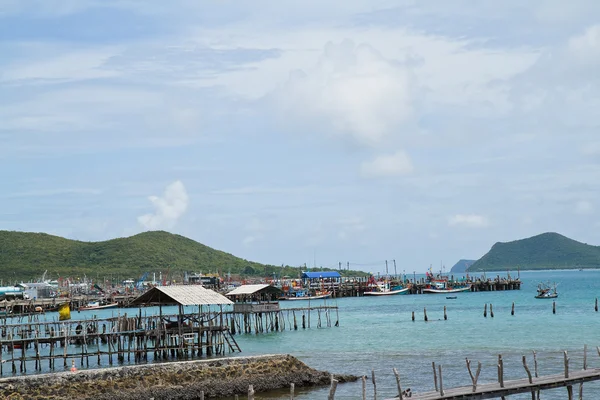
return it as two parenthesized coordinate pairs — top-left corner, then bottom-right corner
(406, 368), (600, 399)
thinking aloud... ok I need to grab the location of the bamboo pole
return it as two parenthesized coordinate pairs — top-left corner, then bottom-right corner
(362, 375), (366, 400)
(328, 374), (338, 400)
(438, 364), (444, 396)
(372, 369), (377, 400)
(393, 368), (403, 400)
(432, 361), (438, 392)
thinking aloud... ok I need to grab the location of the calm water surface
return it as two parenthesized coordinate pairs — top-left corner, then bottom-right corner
(231, 270), (600, 399)
(8, 270), (600, 399)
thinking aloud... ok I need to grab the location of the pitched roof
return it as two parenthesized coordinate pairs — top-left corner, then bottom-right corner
(226, 284), (283, 296)
(130, 285), (233, 306)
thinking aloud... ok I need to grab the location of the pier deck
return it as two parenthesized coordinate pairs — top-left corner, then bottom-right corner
(403, 368), (600, 400)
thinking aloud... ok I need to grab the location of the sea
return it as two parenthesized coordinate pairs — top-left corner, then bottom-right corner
(6, 270), (600, 399)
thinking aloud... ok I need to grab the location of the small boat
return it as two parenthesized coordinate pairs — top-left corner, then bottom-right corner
(535, 282), (558, 299)
(446, 296), (457, 299)
(364, 287), (410, 296)
(423, 286), (471, 294)
(79, 301), (119, 311)
(364, 282), (410, 296)
(283, 290), (331, 301)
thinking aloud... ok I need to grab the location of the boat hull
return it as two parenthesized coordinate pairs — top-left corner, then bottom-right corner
(284, 293), (331, 301)
(79, 303), (119, 311)
(535, 294), (558, 299)
(364, 287), (410, 296)
(422, 286), (471, 294)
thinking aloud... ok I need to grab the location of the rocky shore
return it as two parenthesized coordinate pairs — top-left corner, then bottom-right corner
(0, 354), (358, 399)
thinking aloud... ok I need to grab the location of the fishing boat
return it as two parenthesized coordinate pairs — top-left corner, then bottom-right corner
(283, 289), (331, 301)
(535, 282), (558, 299)
(422, 279), (471, 294)
(364, 282), (410, 296)
(79, 301), (119, 311)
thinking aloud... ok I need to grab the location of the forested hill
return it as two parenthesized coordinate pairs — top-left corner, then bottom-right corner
(468, 232), (600, 271)
(0, 230), (365, 281)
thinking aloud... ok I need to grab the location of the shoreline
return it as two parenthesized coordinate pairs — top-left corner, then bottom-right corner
(0, 354), (358, 399)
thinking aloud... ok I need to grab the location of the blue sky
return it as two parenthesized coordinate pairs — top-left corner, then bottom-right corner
(1, 1), (599, 275)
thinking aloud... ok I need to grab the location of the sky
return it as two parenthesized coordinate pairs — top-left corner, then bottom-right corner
(1, 1), (599, 275)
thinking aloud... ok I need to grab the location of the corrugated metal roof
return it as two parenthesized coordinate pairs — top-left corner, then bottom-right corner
(130, 285), (233, 306)
(226, 284), (271, 296)
(302, 271), (341, 279)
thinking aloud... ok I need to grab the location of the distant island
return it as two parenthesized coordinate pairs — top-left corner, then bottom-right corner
(0, 230), (366, 282)
(449, 259), (476, 273)
(467, 232), (600, 272)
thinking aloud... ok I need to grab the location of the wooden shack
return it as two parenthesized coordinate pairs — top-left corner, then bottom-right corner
(226, 284), (283, 313)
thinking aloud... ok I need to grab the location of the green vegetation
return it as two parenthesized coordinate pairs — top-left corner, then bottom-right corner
(0, 230), (367, 282)
(468, 232), (600, 272)
(449, 259), (476, 273)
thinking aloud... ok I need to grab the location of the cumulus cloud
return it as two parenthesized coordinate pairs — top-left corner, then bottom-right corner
(448, 214), (489, 228)
(275, 39), (415, 146)
(138, 180), (189, 230)
(360, 151), (414, 178)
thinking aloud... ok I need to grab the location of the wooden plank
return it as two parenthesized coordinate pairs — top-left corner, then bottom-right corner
(386, 368), (600, 400)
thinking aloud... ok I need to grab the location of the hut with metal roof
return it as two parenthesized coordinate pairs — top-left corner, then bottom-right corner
(226, 284), (283, 313)
(130, 285), (238, 356)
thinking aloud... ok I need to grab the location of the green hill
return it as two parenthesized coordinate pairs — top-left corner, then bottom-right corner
(450, 259), (476, 273)
(0, 230), (365, 282)
(468, 232), (600, 272)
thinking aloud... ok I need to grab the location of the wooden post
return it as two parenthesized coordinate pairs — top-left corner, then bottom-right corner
(484, 303), (487, 318)
(248, 384), (255, 400)
(581, 344), (587, 400)
(328, 375), (338, 400)
(522, 355), (533, 384)
(466, 358), (481, 392)
(553, 301), (556, 314)
(490, 303), (494, 318)
(564, 350), (569, 378)
(362, 375), (366, 400)
(595, 298), (598, 312)
(371, 369), (377, 400)
(443, 306), (447, 320)
(438, 364), (444, 396)
(432, 362), (438, 392)
(290, 383), (295, 400)
(411, 311), (415, 322)
(498, 354), (504, 388)
(393, 368), (403, 400)
(423, 307), (428, 322)
(511, 302), (515, 316)
(533, 351), (539, 377)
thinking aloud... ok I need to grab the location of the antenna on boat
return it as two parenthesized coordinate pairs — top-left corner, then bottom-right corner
(393, 259), (397, 278)
(385, 260), (389, 277)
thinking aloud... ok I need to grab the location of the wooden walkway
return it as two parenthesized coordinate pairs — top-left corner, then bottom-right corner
(400, 368), (600, 400)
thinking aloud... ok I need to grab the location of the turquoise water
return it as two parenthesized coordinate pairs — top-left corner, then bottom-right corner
(5, 270), (600, 399)
(230, 270), (600, 399)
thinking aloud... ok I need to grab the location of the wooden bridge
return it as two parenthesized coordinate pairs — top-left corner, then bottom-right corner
(406, 368), (600, 399)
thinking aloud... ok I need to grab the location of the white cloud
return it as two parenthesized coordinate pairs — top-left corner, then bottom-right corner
(360, 151), (414, 178)
(274, 39), (415, 147)
(448, 214), (489, 228)
(575, 200), (594, 215)
(567, 24), (600, 66)
(138, 180), (189, 230)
